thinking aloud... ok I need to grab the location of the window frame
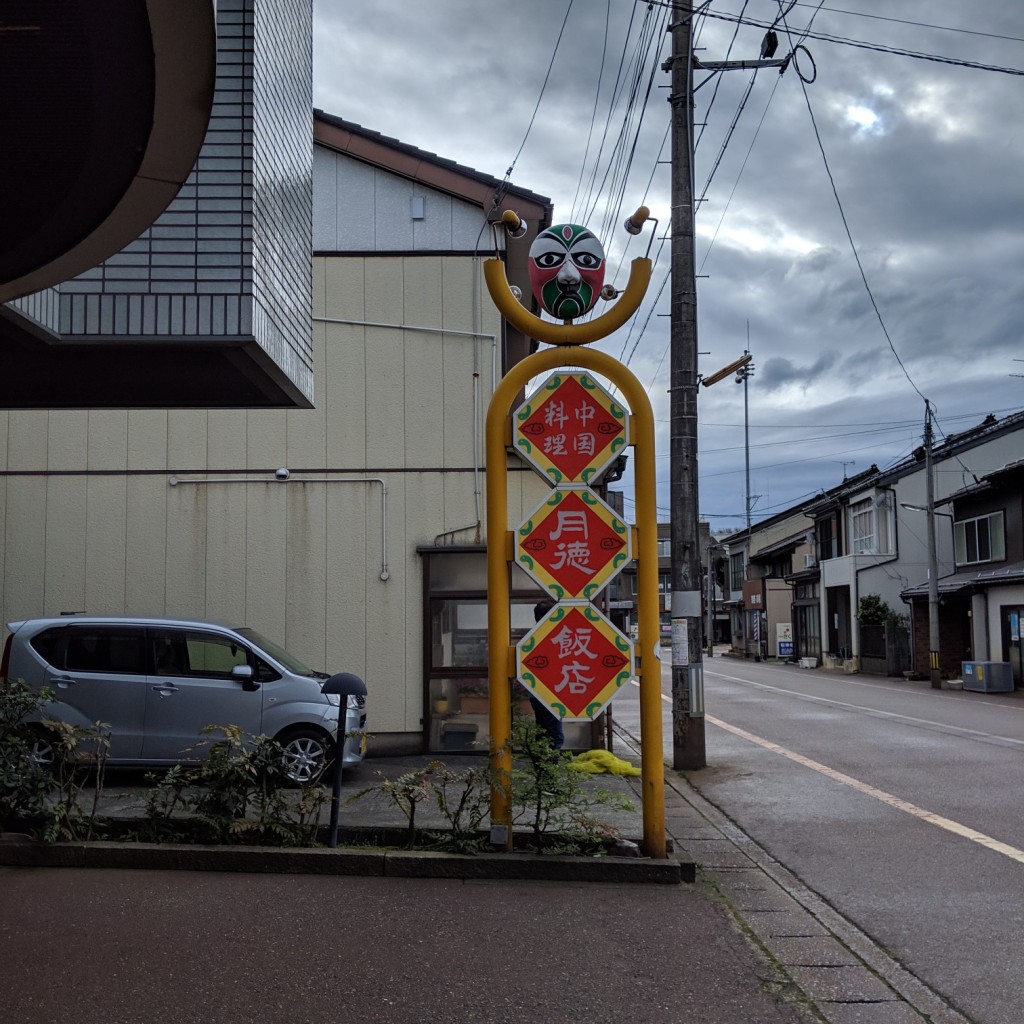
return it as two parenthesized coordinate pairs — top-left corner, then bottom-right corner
(954, 510), (1006, 567)
(850, 498), (874, 555)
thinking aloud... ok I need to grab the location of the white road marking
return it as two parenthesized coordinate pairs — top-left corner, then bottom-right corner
(752, 662), (1024, 712)
(631, 678), (1024, 865)
(704, 669), (1024, 747)
(703, 714), (1024, 866)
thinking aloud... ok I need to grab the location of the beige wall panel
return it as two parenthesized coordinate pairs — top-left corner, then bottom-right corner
(311, 252), (327, 317)
(411, 471), (446, 545)
(87, 411), (128, 471)
(325, 324), (367, 466)
(403, 357), (446, 469)
(43, 477), (87, 615)
(286, 326), (328, 469)
(284, 482), (328, 668)
(167, 411), (209, 471)
(324, 481), (370, 678)
(364, 328), (406, 467)
(127, 411), (168, 471)
(365, 476), (416, 732)
(244, 484), (288, 641)
(441, 470), (481, 542)
(7, 411), (48, 471)
(441, 257), (486, 468)
(207, 410), (247, 471)
(246, 409), (287, 470)
(363, 257), (403, 329)
(84, 475), (127, 613)
(3, 477), (46, 621)
(0, 412), (8, 471)
(320, 254), (364, 322)
(125, 476), (168, 615)
(402, 257), (445, 466)
(203, 485), (248, 626)
(403, 256), (443, 329)
(165, 483), (208, 615)
(47, 412), (88, 470)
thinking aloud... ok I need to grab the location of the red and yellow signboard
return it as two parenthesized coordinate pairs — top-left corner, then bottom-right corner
(516, 603), (634, 720)
(513, 372), (628, 485)
(515, 488), (630, 601)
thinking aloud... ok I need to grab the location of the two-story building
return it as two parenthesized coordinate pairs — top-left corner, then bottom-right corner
(902, 458), (1024, 685)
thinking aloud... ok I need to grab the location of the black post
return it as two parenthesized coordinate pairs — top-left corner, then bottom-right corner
(320, 672), (367, 849)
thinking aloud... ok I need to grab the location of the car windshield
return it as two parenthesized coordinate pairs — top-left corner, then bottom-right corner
(235, 628), (315, 677)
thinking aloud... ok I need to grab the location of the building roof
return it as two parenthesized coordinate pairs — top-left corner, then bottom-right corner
(313, 111), (553, 224)
(902, 560), (1024, 598)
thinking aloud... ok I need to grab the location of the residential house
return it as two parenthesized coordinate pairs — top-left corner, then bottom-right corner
(903, 458), (1024, 685)
(722, 508), (816, 661)
(808, 411), (1024, 676)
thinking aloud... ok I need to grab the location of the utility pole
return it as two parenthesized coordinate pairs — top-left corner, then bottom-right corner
(667, 9), (788, 770)
(669, 6), (705, 770)
(924, 401), (942, 689)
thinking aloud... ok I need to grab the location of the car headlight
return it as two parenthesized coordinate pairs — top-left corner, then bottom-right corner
(324, 692), (341, 707)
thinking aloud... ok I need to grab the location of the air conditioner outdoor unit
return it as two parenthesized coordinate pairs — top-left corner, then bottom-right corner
(804, 554), (817, 568)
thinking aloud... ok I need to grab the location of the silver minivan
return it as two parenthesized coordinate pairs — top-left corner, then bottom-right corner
(1, 616), (367, 784)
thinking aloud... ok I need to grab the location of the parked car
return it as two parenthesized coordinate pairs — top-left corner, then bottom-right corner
(0, 616), (367, 784)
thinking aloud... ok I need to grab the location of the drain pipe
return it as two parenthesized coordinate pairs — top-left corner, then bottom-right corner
(168, 472), (390, 582)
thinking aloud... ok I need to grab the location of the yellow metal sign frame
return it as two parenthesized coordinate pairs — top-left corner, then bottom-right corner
(486, 345), (665, 859)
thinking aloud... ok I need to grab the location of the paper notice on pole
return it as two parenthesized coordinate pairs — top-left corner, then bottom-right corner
(672, 619), (689, 666)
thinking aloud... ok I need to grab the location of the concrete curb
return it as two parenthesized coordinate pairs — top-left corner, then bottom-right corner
(0, 835), (689, 884)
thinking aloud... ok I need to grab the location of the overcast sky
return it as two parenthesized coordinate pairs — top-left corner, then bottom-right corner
(313, 1), (1024, 532)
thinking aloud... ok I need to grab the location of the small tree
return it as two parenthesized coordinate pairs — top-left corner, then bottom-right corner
(857, 594), (905, 626)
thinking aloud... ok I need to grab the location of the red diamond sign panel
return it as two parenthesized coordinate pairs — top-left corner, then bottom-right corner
(516, 603), (635, 720)
(515, 488), (631, 601)
(513, 372), (628, 485)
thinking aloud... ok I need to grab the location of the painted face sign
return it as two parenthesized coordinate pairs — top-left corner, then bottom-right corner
(528, 224), (606, 320)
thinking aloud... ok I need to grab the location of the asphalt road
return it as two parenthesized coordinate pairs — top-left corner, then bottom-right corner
(617, 656), (1024, 1024)
(0, 868), (809, 1024)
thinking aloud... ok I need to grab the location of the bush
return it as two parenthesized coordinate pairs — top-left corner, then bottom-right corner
(0, 678), (110, 841)
(133, 725), (328, 847)
(0, 679), (54, 831)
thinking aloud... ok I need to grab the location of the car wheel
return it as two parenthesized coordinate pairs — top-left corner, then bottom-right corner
(276, 728), (334, 785)
(27, 727), (57, 771)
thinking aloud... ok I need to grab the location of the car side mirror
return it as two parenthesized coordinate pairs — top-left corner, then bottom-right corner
(231, 664), (259, 691)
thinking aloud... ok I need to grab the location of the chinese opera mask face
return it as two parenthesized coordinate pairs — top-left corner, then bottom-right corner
(528, 224), (606, 320)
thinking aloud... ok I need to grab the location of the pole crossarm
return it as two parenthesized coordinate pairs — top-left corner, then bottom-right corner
(694, 58), (789, 71)
(486, 345), (666, 858)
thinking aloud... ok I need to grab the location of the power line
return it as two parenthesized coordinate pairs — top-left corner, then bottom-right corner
(642, 1), (1024, 76)
(757, 2), (1024, 44)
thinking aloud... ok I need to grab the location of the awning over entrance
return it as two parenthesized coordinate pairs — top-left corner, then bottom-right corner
(902, 560), (1024, 599)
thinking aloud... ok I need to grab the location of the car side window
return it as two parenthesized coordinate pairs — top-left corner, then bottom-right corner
(64, 627), (147, 674)
(152, 633), (188, 676)
(182, 631), (250, 679)
(29, 627), (65, 667)
(256, 657), (281, 683)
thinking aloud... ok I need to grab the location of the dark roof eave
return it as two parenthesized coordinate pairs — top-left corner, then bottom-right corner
(314, 111), (554, 222)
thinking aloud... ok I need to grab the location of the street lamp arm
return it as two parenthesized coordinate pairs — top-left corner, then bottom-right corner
(900, 502), (954, 519)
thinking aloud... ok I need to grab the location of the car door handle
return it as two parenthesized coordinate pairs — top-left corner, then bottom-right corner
(152, 683), (179, 696)
(53, 675), (77, 689)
